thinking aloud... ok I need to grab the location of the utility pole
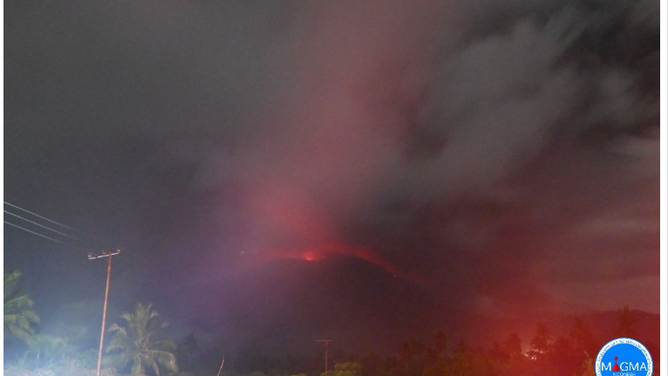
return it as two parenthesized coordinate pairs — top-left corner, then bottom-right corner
(216, 357), (225, 376)
(316, 339), (332, 376)
(89, 248), (121, 376)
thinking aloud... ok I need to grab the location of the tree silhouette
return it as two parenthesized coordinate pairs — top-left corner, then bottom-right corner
(529, 323), (552, 359)
(615, 305), (637, 338)
(178, 332), (200, 371)
(4, 270), (40, 347)
(321, 362), (361, 376)
(107, 302), (178, 376)
(570, 318), (595, 356)
(502, 333), (522, 358)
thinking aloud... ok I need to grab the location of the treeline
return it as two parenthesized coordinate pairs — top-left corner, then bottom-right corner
(4, 269), (659, 376)
(231, 307), (658, 376)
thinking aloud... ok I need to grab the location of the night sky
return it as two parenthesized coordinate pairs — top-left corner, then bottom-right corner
(4, 0), (660, 360)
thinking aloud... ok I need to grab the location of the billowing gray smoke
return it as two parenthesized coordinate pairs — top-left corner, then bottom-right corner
(5, 0), (659, 355)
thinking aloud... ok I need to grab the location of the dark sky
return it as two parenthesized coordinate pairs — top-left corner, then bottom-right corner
(4, 0), (660, 357)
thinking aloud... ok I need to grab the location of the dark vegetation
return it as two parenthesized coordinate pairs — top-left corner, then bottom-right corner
(4, 270), (659, 376)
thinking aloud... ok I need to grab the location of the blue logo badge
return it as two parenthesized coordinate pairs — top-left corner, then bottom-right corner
(595, 338), (653, 376)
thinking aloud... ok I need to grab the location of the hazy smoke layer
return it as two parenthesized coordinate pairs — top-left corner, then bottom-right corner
(5, 0), (659, 353)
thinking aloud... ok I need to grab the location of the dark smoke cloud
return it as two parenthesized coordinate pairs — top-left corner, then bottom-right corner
(189, 0), (659, 307)
(5, 0), (658, 353)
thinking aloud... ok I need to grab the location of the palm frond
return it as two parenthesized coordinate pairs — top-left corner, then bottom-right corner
(145, 355), (161, 376)
(4, 270), (40, 346)
(153, 339), (177, 351)
(108, 322), (127, 337)
(131, 359), (144, 376)
(4, 290), (35, 310)
(4, 270), (22, 292)
(120, 312), (133, 323)
(149, 350), (178, 373)
(8, 325), (37, 346)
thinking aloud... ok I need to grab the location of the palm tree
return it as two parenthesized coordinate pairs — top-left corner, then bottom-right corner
(502, 333), (522, 358)
(570, 318), (595, 356)
(529, 323), (552, 359)
(107, 302), (178, 376)
(4, 270), (40, 346)
(616, 305), (638, 338)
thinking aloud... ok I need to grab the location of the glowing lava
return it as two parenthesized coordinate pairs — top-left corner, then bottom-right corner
(301, 251), (325, 262)
(269, 242), (423, 284)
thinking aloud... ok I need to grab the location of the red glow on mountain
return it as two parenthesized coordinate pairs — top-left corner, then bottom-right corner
(301, 251), (325, 262)
(267, 243), (423, 284)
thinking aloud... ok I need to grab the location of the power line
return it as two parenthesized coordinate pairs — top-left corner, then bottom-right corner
(4, 202), (141, 269)
(3, 201), (103, 254)
(4, 221), (67, 245)
(4, 201), (78, 231)
(4, 210), (78, 239)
